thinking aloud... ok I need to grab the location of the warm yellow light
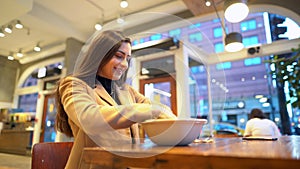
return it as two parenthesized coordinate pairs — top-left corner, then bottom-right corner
(254, 94), (264, 99)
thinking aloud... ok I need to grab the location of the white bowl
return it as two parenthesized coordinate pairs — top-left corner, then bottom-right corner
(141, 118), (207, 146)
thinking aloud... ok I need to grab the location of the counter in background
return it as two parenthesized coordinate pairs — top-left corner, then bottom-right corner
(0, 129), (33, 156)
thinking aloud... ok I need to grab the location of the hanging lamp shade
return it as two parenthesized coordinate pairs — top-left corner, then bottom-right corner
(17, 49), (23, 57)
(0, 29), (5, 37)
(224, 0), (249, 23)
(8, 52), (14, 60)
(15, 20), (24, 29)
(34, 43), (41, 52)
(225, 32), (244, 52)
(4, 25), (13, 34)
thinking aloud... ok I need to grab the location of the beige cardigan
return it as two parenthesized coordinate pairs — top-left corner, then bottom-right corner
(58, 76), (150, 169)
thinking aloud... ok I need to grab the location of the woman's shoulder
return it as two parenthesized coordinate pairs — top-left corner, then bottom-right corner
(58, 76), (95, 95)
(59, 76), (90, 88)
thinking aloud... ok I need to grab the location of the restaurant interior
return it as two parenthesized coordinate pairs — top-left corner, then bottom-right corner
(0, 0), (299, 168)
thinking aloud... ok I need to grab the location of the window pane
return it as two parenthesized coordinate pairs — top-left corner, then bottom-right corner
(243, 36), (259, 47)
(18, 93), (38, 112)
(22, 74), (38, 87)
(189, 23), (201, 29)
(169, 28), (181, 39)
(216, 62), (231, 70)
(150, 34), (162, 41)
(132, 40), (139, 46)
(139, 38), (145, 43)
(244, 57), (261, 66)
(189, 32), (203, 42)
(213, 27), (223, 38)
(144, 82), (171, 108)
(240, 19), (257, 32)
(214, 43), (224, 53)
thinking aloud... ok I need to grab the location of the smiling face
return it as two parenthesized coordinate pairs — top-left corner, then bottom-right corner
(98, 42), (131, 80)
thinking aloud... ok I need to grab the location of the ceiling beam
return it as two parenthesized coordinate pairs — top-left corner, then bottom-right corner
(205, 38), (300, 65)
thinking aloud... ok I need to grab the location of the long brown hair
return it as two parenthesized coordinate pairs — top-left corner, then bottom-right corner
(54, 80), (73, 137)
(55, 30), (131, 137)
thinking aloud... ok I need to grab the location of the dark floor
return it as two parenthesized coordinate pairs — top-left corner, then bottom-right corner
(0, 153), (31, 169)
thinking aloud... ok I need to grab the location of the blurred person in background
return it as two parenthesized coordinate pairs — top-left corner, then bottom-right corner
(244, 108), (281, 137)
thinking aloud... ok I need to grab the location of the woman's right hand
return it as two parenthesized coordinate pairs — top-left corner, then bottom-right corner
(152, 103), (177, 120)
(119, 103), (176, 123)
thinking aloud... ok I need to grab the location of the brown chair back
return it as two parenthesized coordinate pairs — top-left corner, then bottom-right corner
(31, 142), (73, 169)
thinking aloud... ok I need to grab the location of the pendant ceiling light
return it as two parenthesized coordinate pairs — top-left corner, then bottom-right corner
(205, 0), (211, 7)
(86, 0), (104, 31)
(94, 22), (103, 31)
(120, 0), (128, 8)
(225, 32), (244, 52)
(117, 13), (125, 24)
(8, 52), (14, 61)
(15, 20), (24, 29)
(34, 42), (41, 52)
(4, 25), (13, 34)
(224, 0), (249, 23)
(0, 28), (5, 37)
(17, 49), (23, 57)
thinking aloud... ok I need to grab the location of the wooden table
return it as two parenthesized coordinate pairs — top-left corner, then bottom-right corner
(79, 136), (300, 169)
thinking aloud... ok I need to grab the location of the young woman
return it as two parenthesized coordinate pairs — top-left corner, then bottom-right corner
(244, 108), (281, 137)
(55, 30), (175, 169)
